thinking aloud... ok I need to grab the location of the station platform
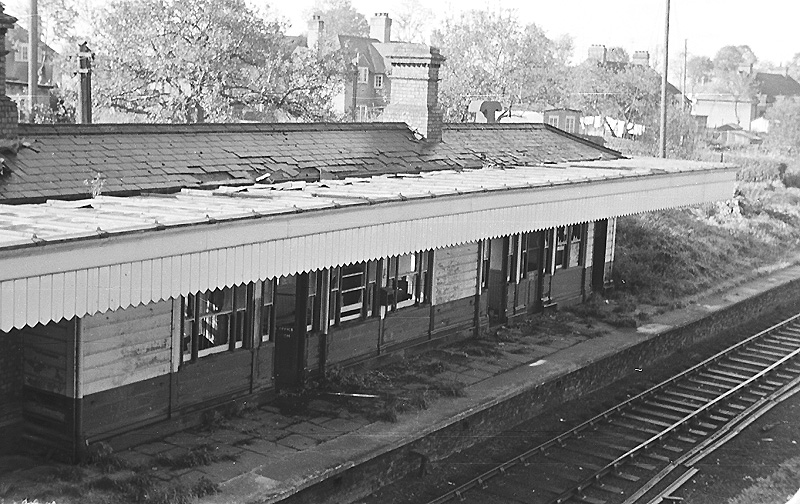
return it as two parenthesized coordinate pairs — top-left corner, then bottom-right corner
(6, 262), (800, 504)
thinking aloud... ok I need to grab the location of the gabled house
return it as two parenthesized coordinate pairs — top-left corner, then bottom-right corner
(4, 23), (57, 117)
(337, 13), (393, 121)
(691, 71), (800, 131)
(0, 4), (737, 462)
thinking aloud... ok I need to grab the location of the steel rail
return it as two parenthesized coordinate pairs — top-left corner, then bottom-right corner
(425, 312), (800, 504)
(552, 337), (800, 502)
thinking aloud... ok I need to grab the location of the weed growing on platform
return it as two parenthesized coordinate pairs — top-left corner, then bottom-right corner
(155, 444), (238, 469)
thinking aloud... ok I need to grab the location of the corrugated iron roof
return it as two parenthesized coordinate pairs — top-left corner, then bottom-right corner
(0, 156), (729, 251)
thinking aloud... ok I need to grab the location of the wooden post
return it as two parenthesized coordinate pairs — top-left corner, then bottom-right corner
(27, 0), (38, 118)
(659, 0), (671, 158)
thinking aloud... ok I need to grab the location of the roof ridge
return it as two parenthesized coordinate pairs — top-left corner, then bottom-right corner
(18, 122), (412, 136)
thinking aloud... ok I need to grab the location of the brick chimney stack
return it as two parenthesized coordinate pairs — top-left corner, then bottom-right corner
(588, 44), (607, 64)
(0, 4), (17, 139)
(380, 44), (445, 143)
(632, 50), (650, 67)
(307, 14), (324, 59)
(370, 13), (391, 43)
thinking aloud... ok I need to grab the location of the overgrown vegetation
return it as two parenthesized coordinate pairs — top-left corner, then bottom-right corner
(727, 456), (800, 504)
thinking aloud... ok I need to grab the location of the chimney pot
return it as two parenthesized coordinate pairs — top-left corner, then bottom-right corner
(307, 13), (325, 59)
(381, 44), (445, 142)
(588, 44), (607, 64)
(632, 50), (650, 67)
(370, 13), (392, 43)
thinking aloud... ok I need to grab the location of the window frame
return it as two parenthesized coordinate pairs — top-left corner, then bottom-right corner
(182, 284), (253, 363)
(357, 67), (369, 84)
(548, 116), (559, 128)
(329, 261), (379, 326)
(374, 74), (384, 89)
(565, 115), (576, 133)
(384, 251), (430, 311)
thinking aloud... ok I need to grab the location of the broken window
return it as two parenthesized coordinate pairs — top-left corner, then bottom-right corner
(183, 285), (250, 361)
(384, 252), (430, 311)
(568, 224), (585, 268)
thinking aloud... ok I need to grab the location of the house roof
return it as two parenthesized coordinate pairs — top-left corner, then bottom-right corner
(0, 122), (622, 204)
(755, 72), (800, 98)
(338, 35), (386, 74)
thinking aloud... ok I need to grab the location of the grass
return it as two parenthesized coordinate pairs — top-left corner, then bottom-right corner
(155, 444), (238, 470)
(728, 455), (800, 504)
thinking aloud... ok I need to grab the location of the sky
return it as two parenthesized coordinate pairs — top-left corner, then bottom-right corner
(2, 0), (798, 68)
(276, 0), (800, 67)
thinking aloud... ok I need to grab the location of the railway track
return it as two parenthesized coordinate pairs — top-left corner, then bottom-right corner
(426, 313), (800, 504)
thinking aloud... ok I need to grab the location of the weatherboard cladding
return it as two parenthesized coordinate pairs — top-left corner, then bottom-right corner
(1, 123), (620, 204)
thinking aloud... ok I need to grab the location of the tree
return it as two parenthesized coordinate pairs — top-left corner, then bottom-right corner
(686, 55), (713, 90)
(391, 0), (432, 43)
(92, 0), (344, 123)
(309, 0), (367, 48)
(766, 97), (800, 153)
(713, 45), (745, 73)
(788, 52), (800, 81)
(606, 46), (629, 64)
(432, 10), (572, 121)
(572, 60), (661, 138)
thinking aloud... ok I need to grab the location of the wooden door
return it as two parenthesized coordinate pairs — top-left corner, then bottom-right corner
(274, 273), (308, 389)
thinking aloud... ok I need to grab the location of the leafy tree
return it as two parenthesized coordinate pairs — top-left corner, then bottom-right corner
(92, 0), (344, 123)
(606, 46), (629, 64)
(687, 55), (713, 90)
(788, 52), (800, 81)
(766, 97), (800, 153)
(713, 45), (745, 73)
(391, 0), (433, 43)
(432, 10), (572, 121)
(572, 60), (661, 138)
(309, 0), (368, 46)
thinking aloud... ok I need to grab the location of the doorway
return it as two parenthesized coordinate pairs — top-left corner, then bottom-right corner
(273, 273), (308, 389)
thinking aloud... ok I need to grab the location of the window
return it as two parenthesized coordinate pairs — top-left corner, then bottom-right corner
(260, 279), (275, 343)
(568, 224), (585, 268)
(374, 74), (384, 88)
(357, 67), (369, 83)
(330, 261), (378, 325)
(548, 116), (559, 128)
(565, 116), (576, 133)
(507, 235), (519, 283)
(183, 285), (251, 361)
(384, 252), (430, 311)
(481, 240), (491, 291)
(14, 43), (44, 63)
(522, 231), (543, 276)
(357, 105), (368, 121)
(554, 227), (568, 269)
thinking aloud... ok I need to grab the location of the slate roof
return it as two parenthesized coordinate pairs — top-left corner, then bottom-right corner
(0, 122), (622, 204)
(755, 72), (800, 99)
(338, 35), (386, 73)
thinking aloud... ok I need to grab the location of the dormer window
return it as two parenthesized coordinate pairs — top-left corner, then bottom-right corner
(565, 116), (576, 133)
(357, 67), (369, 84)
(548, 116), (559, 128)
(374, 74), (384, 89)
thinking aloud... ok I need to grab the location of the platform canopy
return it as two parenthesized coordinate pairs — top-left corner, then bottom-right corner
(0, 157), (736, 331)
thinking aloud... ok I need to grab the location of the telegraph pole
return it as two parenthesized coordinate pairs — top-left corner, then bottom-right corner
(28, 0), (38, 118)
(659, 0), (670, 158)
(682, 39), (688, 111)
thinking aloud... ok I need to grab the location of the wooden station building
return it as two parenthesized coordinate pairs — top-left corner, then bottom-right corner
(0, 8), (737, 460)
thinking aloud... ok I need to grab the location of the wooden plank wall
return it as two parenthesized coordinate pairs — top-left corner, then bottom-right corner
(433, 243), (478, 305)
(21, 320), (76, 460)
(382, 305), (430, 347)
(23, 320), (73, 396)
(81, 302), (173, 397)
(327, 319), (380, 365)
